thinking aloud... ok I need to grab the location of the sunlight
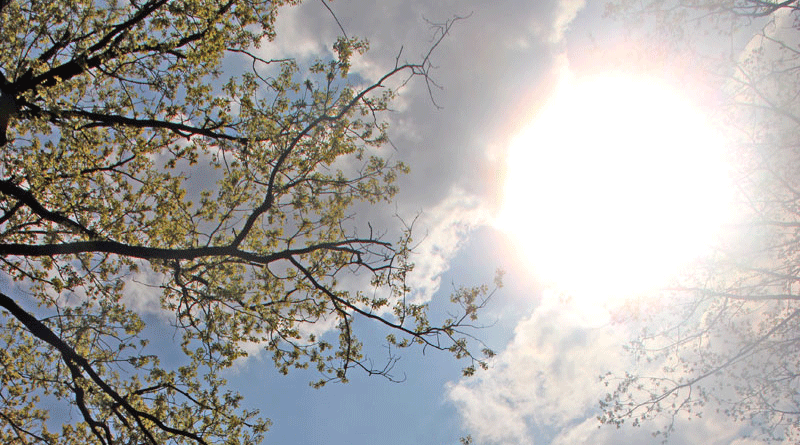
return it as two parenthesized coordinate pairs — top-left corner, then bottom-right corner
(497, 72), (733, 302)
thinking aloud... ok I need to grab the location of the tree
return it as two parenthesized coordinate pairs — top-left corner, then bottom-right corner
(0, 1), (497, 444)
(599, 0), (800, 442)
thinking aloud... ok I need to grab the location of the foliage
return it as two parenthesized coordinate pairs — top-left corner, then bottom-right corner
(0, 1), (496, 444)
(600, 0), (800, 442)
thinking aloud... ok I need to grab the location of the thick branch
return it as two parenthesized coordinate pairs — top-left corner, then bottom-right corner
(0, 238), (390, 264)
(0, 291), (208, 445)
(61, 108), (244, 142)
(0, 179), (100, 238)
(15, 0), (169, 93)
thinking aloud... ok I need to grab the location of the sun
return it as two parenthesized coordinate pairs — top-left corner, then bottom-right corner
(497, 72), (733, 301)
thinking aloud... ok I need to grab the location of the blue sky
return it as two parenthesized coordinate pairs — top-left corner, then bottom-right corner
(118, 0), (775, 444)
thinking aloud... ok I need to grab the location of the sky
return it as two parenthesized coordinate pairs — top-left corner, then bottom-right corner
(137, 1), (772, 444)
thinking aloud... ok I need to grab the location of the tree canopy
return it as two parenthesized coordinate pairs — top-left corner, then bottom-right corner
(600, 0), (800, 442)
(0, 1), (496, 444)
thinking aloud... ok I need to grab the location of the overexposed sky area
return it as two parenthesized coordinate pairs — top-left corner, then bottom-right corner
(131, 1), (770, 444)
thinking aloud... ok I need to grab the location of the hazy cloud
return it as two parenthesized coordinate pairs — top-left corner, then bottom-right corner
(550, 414), (757, 445)
(550, 0), (586, 43)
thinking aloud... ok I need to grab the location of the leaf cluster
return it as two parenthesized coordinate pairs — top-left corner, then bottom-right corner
(0, 2), (490, 444)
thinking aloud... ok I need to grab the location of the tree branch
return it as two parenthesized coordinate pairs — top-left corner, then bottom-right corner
(0, 291), (209, 445)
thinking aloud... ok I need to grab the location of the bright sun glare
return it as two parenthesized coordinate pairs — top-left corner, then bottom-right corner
(498, 73), (733, 301)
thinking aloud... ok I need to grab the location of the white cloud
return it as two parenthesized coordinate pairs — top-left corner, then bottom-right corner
(255, 2), (332, 63)
(404, 188), (492, 303)
(447, 289), (772, 445)
(447, 291), (633, 444)
(122, 264), (169, 316)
